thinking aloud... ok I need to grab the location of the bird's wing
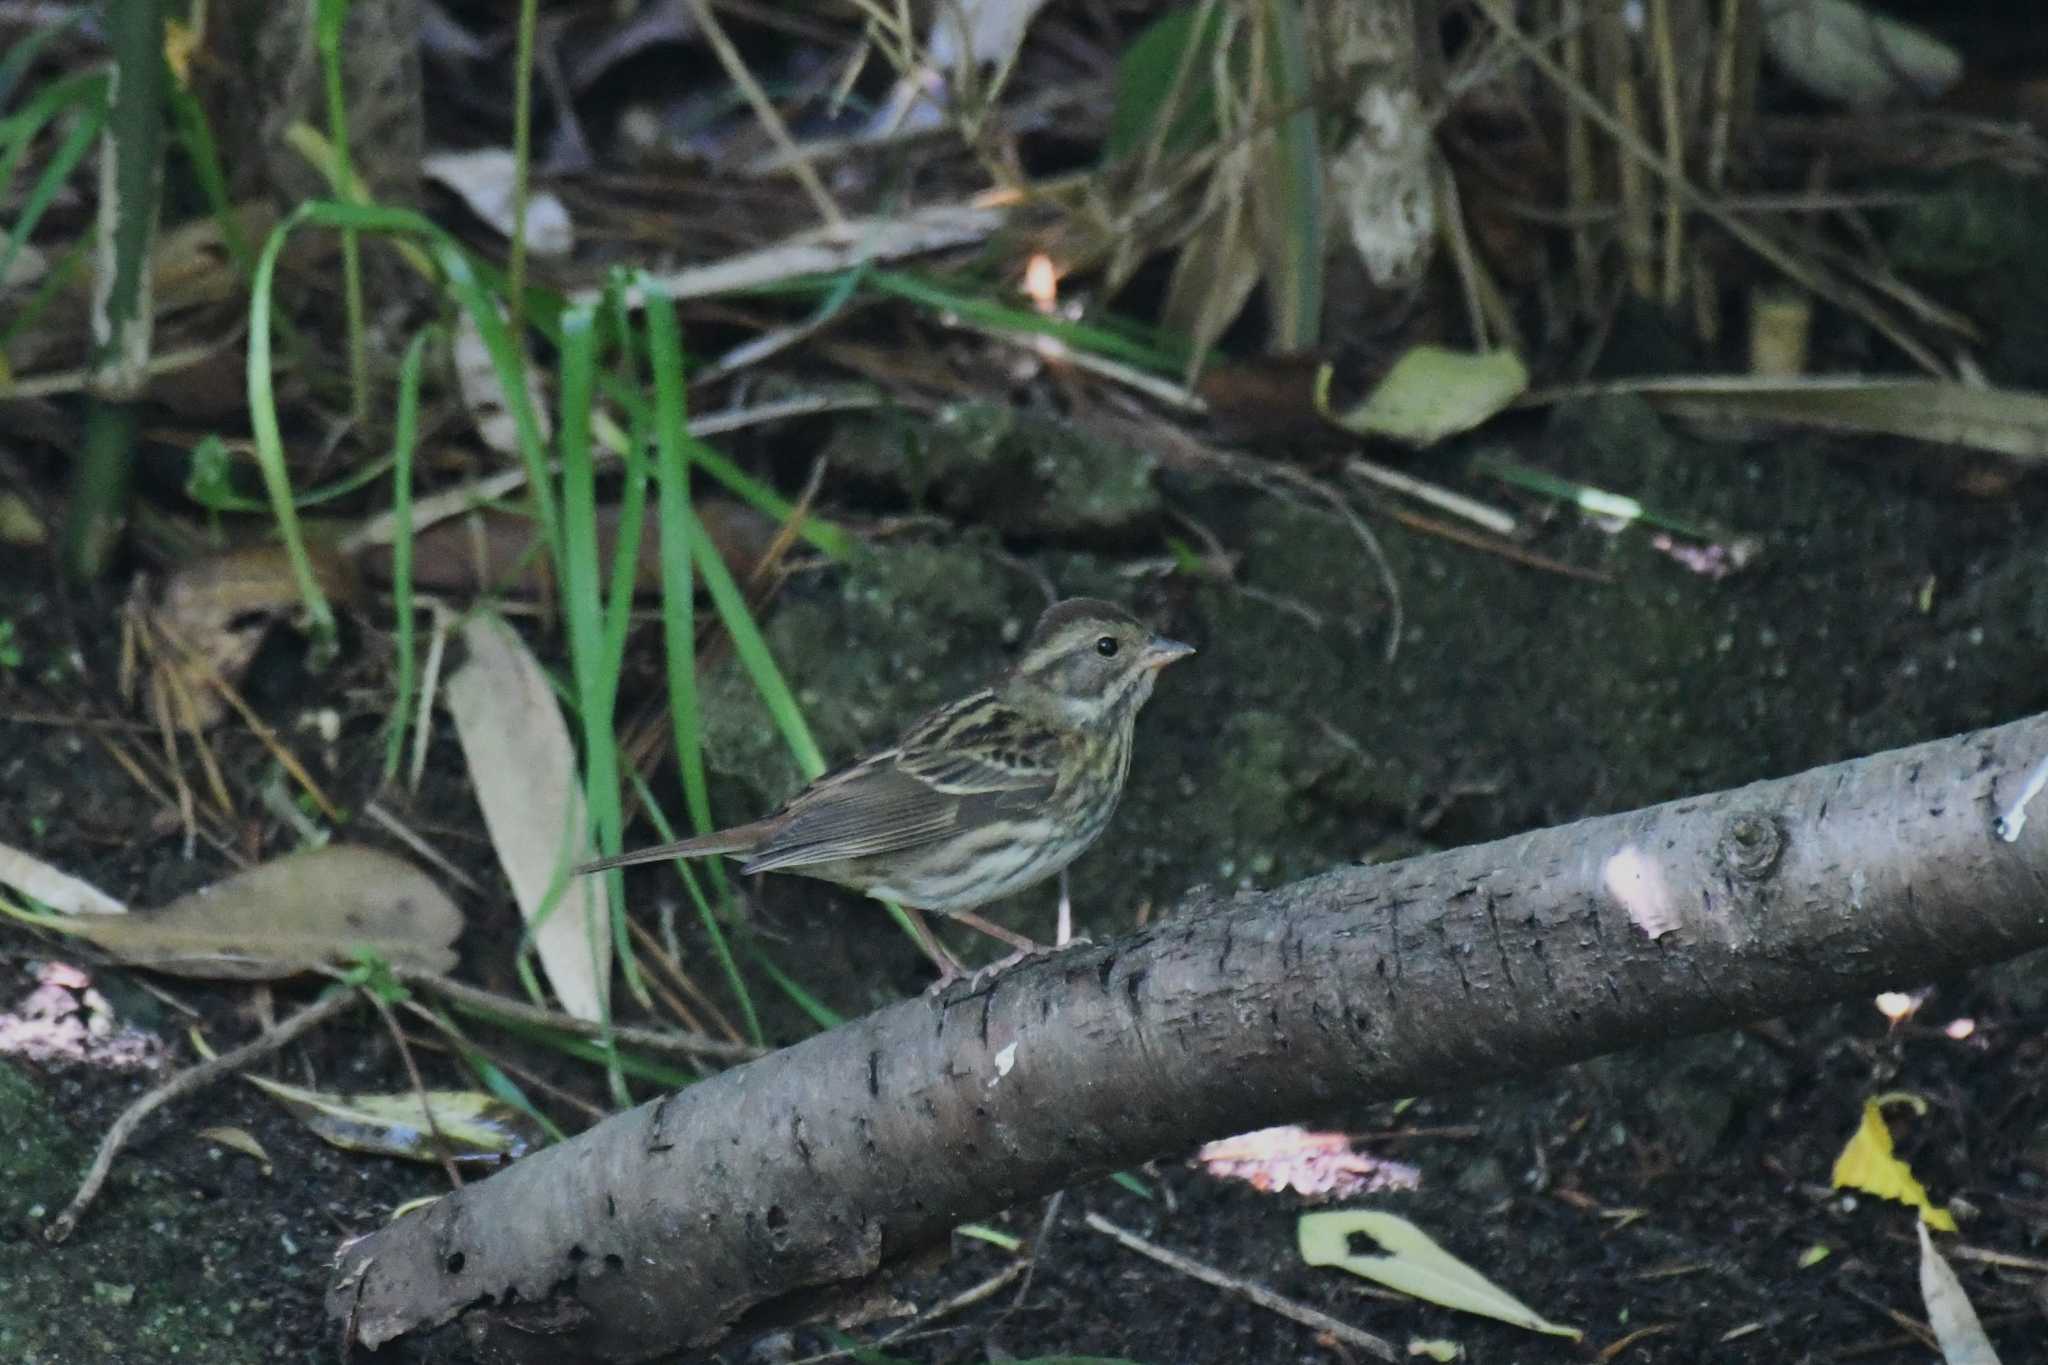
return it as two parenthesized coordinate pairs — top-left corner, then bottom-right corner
(738, 694), (1057, 873)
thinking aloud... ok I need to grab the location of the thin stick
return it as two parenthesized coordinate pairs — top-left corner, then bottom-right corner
(47, 987), (358, 1242)
(680, 0), (845, 231)
(1649, 0), (1685, 308)
(404, 971), (766, 1061)
(1346, 457), (1519, 538)
(397, 996), (610, 1124)
(1476, 0), (1949, 376)
(362, 799), (484, 894)
(364, 988), (465, 1190)
(624, 915), (744, 1044)
(1083, 1212), (1399, 1362)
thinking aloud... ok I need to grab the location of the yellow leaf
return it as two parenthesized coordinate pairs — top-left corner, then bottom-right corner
(163, 19), (196, 86)
(1829, 1095), (1957, 1232)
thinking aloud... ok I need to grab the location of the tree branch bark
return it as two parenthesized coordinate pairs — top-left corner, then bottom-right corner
(328, 713), (2048, 1362)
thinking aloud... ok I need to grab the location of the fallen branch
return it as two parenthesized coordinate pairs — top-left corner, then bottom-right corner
(328, 712), (2048, 1362)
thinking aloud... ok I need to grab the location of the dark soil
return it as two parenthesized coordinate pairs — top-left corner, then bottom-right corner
(4, 400), (2048, 1363)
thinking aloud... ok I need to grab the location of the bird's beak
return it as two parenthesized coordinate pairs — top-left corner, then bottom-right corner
(1141, 636), (1196, 671)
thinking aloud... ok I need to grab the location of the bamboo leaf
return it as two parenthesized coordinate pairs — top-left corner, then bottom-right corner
(1299, 1210), (1581, 1339)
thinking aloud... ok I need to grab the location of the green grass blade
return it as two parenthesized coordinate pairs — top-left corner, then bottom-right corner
(167, 85), (254, 279)
(0, 68), (105, 207)
(745, 945), (845, 1030)
(381, 327), (432, 783)
(245, 202), (338, 645)
(642, 289), (715, 835)
(556, 297), (651, 1028)
(0, 78), (102, 290)
(860, 269), (1190, 374)
(0, 15), (84, 112)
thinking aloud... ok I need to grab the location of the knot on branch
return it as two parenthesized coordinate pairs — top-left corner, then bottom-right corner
(1716, 810), (1784, 882)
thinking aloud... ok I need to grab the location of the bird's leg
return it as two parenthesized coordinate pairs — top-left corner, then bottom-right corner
(948, 909), (1044, 955)
(944, 908), (1077, 990)
(1055, 869), (1073, 947)
(902, 906), (968, 985)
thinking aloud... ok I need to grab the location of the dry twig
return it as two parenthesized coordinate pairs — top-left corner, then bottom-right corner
(47, 987), (360, 1242)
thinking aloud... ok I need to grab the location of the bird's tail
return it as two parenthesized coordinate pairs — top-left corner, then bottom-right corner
(573, 822), (769, 875)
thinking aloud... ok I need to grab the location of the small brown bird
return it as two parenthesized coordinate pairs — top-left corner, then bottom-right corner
(577, 598), (1193, 978)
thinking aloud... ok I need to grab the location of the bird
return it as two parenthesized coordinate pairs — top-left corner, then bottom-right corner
(577, 598), (1194, 982)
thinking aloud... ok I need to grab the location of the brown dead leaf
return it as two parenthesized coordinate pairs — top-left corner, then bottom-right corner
(131, 543), (359, 730)
(52, 844), (461, 980)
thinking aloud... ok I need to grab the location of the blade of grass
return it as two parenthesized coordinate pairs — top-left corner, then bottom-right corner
(643, 289), (717, 835)
(557, 301), (636, 1108)
(437, 1014), (570, 1144)
(242, 200), (562, 641)
(516, 287), (850, 558)
(860, 269), (1191, 374)
(745, 945), (845, 1030)
(167, 85), (254, 279)
(0, 68), (105, 207)
(381, 327), (433, 784)
(0, 15), (84, 112)
(449, 1007), (699, 1089)
(563, 293), (656, 1006)
(0, 74), (103, 292)
(245, 202), (341, 645)
(647, 279), (932, 972)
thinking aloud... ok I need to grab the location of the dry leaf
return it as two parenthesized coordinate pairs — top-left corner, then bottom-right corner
(198, 1126), (273, 1172)
(1763, 0), (1962, 109)
(242, 1074), (542, 1165)
(0, 491), (46, 546)
(1830, 1093), (1957, 1231)
(132, 543), (359, 730)
(1299, 1210), (1582, 1339)
(445, 613), (610, 1020)
(423, 149), (575, 257)
(1916, 1222), (2001, 1365)
(1591, 376), (2048, 464)
(0, 843), (129, 916)
(41, 844), (461, 980)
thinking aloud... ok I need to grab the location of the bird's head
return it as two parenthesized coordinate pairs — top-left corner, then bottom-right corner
(1004, 598), (1194, 727)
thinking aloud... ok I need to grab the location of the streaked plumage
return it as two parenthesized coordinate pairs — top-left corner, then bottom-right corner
(578, 599), (1192, 950)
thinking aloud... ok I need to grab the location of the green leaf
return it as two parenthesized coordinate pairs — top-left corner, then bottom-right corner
(1318, 348), (1529, 447)
(1106, 3), (1223, 162)
(1299, 1209), (1581, 1340)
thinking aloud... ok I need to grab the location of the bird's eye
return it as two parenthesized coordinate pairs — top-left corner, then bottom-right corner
(1095, 635), (1119, 658)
